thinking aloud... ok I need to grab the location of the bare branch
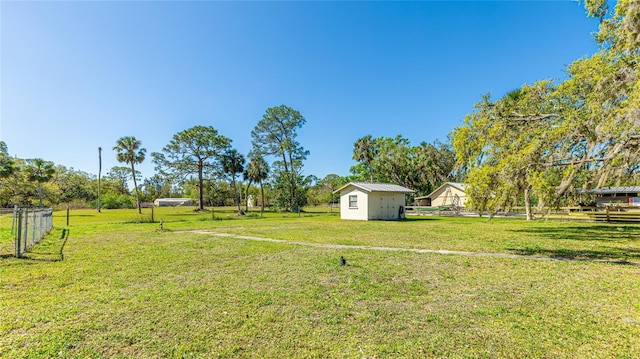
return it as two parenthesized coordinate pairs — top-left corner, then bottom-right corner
(508, 113), (558, 121)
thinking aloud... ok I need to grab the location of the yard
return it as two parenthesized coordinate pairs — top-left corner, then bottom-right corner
(1, 207), (639, 358)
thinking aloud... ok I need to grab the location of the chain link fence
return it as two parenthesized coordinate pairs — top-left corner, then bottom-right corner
(9, 207), (54, 258)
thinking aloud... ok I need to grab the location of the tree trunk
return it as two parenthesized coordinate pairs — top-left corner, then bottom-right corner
(260, 180), (265, 216)
(98, 147), (102, 213)
(524, 187), (533, 221)
(284, 152), (296, 211)
(38, 182), (43, 208)
(287, 152), (299, 212)
(198, 160), (204, 210)
(231, 174), (241, 214)
(131, 163), (141, 214)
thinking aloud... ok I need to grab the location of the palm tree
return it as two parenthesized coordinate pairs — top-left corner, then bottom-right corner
(221, 149), (245, 215)
(113, 136), (146, 214)
(26, 158), (55, 207)
(245, 153), (269, 215)
(353, 135), (378, 182)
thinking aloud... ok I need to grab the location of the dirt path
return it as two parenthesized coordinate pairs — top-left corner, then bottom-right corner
(187, 230), (637, 265)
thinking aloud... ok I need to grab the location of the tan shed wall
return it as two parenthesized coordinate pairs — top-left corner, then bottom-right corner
(430, 186), (467, 207)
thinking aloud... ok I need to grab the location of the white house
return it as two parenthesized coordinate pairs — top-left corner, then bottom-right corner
(414, 182), (468, 207)
(153, 198), (192, 207)
(334, 182), (414, 221)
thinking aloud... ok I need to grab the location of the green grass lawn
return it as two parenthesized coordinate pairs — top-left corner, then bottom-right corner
(1, 207), (639, 358)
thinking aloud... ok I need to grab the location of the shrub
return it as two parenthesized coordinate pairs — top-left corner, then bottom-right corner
(101, 193), (135, 209)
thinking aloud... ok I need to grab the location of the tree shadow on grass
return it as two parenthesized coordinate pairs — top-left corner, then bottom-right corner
(402, 217), (442, 222)
(17, 252), (63, 262)
(510, 225), (640, 242)
(0, 251), (63, 263)
(2, 228), (71, 263)
(508, 225), (640, 262)
(506, 245), (640, 263)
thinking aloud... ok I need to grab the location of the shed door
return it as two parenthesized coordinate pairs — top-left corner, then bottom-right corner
(390, 196), (396, 219)
(380, 196), (397, 220)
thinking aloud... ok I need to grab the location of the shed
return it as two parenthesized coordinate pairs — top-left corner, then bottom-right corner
(334, 182), (414, 221)
(153, 198), (192, 207)
(592, 186), (640, 207)
(414, 182), (468, 207)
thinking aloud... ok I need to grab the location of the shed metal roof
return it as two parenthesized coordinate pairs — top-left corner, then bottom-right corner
(334, 182), (414, 194)
(592, 186), (640, 195)
(154, 198), (191, 202)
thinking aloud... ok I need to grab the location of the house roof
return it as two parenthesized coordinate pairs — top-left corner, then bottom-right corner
(334, 182), (414, 194)
(154, 198), (191, 202)
(415, 182), (467, 200)
(591, 186), (640, 195)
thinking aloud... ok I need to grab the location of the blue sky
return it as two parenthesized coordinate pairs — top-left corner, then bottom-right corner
(1, 1), (600, 181)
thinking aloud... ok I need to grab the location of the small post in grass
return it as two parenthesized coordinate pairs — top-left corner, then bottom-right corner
(151, 206), (154, 223)
(11, 204), (17, 235)
(15, 209), (23, 258)
(66, 206), (70, 226)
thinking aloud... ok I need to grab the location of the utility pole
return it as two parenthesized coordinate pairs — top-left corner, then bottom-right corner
(98, 147), (102, 213)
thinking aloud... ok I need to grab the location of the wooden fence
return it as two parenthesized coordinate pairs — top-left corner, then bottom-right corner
(406, 205), (640, 222)
(565, 206), (640, 223)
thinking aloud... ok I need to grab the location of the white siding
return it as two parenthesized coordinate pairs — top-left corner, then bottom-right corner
(339, 187), (369, 220)
(337, 182), (411, 221)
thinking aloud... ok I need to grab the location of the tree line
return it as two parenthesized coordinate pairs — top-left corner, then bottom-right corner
(451, 0), (640, 219)
(0, 105), (351, 212)
(1, 102), (458, 211)
(349, 135), (459, 197)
